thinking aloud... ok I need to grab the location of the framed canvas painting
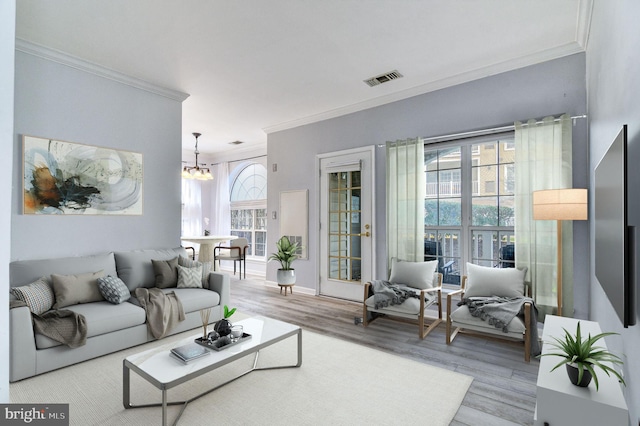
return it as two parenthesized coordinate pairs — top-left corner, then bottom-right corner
(22, 135), (143, 215)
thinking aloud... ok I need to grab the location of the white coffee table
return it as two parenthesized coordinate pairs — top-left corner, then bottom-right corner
(123, 316), (302, 425)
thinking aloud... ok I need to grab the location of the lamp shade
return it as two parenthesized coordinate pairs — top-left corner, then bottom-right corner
(532, 188), (588, 221)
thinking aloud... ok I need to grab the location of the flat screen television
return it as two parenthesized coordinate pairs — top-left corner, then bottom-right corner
(594, 125), (636, 327)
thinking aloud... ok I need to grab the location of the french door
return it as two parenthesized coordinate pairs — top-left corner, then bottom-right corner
(318, 148), (375, 301)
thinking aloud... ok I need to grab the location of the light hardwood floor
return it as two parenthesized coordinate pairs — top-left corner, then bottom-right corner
(229, 274), (540, 426)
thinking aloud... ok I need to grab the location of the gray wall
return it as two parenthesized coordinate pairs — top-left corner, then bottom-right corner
(267, 53), (589, 317)
(587, 1), (640, 422)
(0, 0), (16, 403)
(12, 51), (185, 260)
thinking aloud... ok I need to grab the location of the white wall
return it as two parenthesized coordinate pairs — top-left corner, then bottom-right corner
(267, 53), (589, 314)
(0, 0), (16, 403)
(12, 49), (186, 260)
(587, 1), (640, 422)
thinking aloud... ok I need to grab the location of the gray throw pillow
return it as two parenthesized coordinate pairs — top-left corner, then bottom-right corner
(151, 257), (179, 288)
(51, 270), (106, 309)
(97, 275), (131, 304)
(11, 277), (55, 315)
(176, 264), (204, 288)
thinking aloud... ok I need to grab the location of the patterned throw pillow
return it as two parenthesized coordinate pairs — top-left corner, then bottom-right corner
(176, 264), (204, 288)
(178, 255), (211, 285)
(11, 277), (55, 315)
(97, 275), (131, 304)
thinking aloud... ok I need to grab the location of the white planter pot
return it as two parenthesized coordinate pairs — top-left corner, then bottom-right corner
(276, 269), (296, 285)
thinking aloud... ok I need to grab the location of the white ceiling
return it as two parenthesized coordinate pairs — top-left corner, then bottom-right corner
(15, 0), (591, 155)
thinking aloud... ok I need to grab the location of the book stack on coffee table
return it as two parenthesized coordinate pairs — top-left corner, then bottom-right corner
(170, 342), (210, 364)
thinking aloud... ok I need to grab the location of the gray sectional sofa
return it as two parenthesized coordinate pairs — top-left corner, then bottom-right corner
(8, 247), (229, 382)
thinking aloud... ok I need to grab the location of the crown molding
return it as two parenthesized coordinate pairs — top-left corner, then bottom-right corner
(263, 42), (585, 135)
(576, 0), (594, 49)
(15, 38), (189, 102)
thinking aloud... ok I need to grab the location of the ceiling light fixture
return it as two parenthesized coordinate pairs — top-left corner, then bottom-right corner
(182, 132), (213, 180)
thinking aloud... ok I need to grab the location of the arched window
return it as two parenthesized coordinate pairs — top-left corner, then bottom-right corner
(230, 163), (267, 258)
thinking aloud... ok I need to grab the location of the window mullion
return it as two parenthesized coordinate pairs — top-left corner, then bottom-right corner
(460, 145), (472, 273)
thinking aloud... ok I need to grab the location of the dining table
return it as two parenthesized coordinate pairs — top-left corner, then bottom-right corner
(180, 235), (238, 263)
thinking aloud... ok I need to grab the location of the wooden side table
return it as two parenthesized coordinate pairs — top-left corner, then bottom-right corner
(279, 284), (294, 296)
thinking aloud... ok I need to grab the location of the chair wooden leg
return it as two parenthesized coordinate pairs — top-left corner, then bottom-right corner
(446, 293), (460, 344)
(418, 296), (426, 339)
(362, 283), (371, 327)
(523, 302), (531, 362)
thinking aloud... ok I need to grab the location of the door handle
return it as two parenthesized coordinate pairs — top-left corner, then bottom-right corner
(359, 231), (370, 237)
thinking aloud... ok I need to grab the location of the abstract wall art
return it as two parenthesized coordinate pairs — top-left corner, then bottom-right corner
(23, 135), (143, 215)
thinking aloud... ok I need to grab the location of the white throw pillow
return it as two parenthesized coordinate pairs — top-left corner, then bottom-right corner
(464, 262), (526, 298)
(389, 258), (439, 289)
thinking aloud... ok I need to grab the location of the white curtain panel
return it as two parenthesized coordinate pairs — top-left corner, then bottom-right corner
(181, 178), (202, 236)
(211, 162), (231, 236)
(515, 114), (573, 318)
(386, 138), (425, 265)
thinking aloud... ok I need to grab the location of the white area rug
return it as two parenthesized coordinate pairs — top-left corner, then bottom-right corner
(11, 322), (472, 425)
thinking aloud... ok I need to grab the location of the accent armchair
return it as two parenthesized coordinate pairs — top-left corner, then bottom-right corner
(213, 237), (249, 279)
(363, 259), (443, 339)
(446, 263), (535, 362)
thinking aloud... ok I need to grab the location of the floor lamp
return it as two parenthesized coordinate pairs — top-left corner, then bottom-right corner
(532, 188), (588, 316)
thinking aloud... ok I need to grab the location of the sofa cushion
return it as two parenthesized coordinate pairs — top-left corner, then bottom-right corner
(365, 291), (422, 315)
(114, 247), (187, 291)
(389, 258), (439, 289)
(178, 255), (211, 285)
(464, 263), (526, 298)
(163, 288), (220, 313)
(151, 257), (179, 288)
(51, 270), (105, 309)
(10, 277), (54, 315)
(97, 275), (131, 304)
(176, 264), (203, 288)
(34, 301), (146, 349)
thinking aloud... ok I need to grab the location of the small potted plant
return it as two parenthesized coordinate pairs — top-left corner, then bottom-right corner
(212, 305), (236, 337)
(540, 321), (626, 390)
(268, 236), (300, 285)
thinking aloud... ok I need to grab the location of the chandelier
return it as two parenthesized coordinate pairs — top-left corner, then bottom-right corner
(182, 132), (213, 180)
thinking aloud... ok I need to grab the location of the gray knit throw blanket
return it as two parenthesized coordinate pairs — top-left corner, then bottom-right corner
(459, 296), (541, 356)
(371, 280), (430, 309)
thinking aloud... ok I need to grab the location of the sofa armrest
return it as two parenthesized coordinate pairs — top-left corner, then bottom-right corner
(9, 305), (37, 382)
(206, 271), (230, 309)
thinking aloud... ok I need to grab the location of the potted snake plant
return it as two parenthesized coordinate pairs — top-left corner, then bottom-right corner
(540, 321), (626, 390)
(268, 236), (299, 285)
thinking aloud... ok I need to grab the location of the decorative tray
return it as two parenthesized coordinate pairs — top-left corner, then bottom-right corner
(194, 333), (252, 351)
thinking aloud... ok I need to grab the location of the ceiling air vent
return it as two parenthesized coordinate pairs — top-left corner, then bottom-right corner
(364, 70), (403, 87)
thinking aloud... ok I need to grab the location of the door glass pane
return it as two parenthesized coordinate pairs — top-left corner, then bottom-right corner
(442, 230), (461, 285)
(439, 198), (461, 226)
(327, 170), (362, 282)
(471, 230), (498, 266)
(472, 196), (498, 226)
(499, 196), (515, 226)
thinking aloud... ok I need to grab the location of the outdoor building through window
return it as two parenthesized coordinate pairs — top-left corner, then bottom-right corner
(230, 163), (267, 258)
(423, 132), (515, 285)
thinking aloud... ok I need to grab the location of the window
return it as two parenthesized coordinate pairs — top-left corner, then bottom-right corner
(230, 164), (267, 258)
(423, 133), (515, 285)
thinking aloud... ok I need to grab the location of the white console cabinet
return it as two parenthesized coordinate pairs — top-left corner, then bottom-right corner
(534, 315), (629, 426)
